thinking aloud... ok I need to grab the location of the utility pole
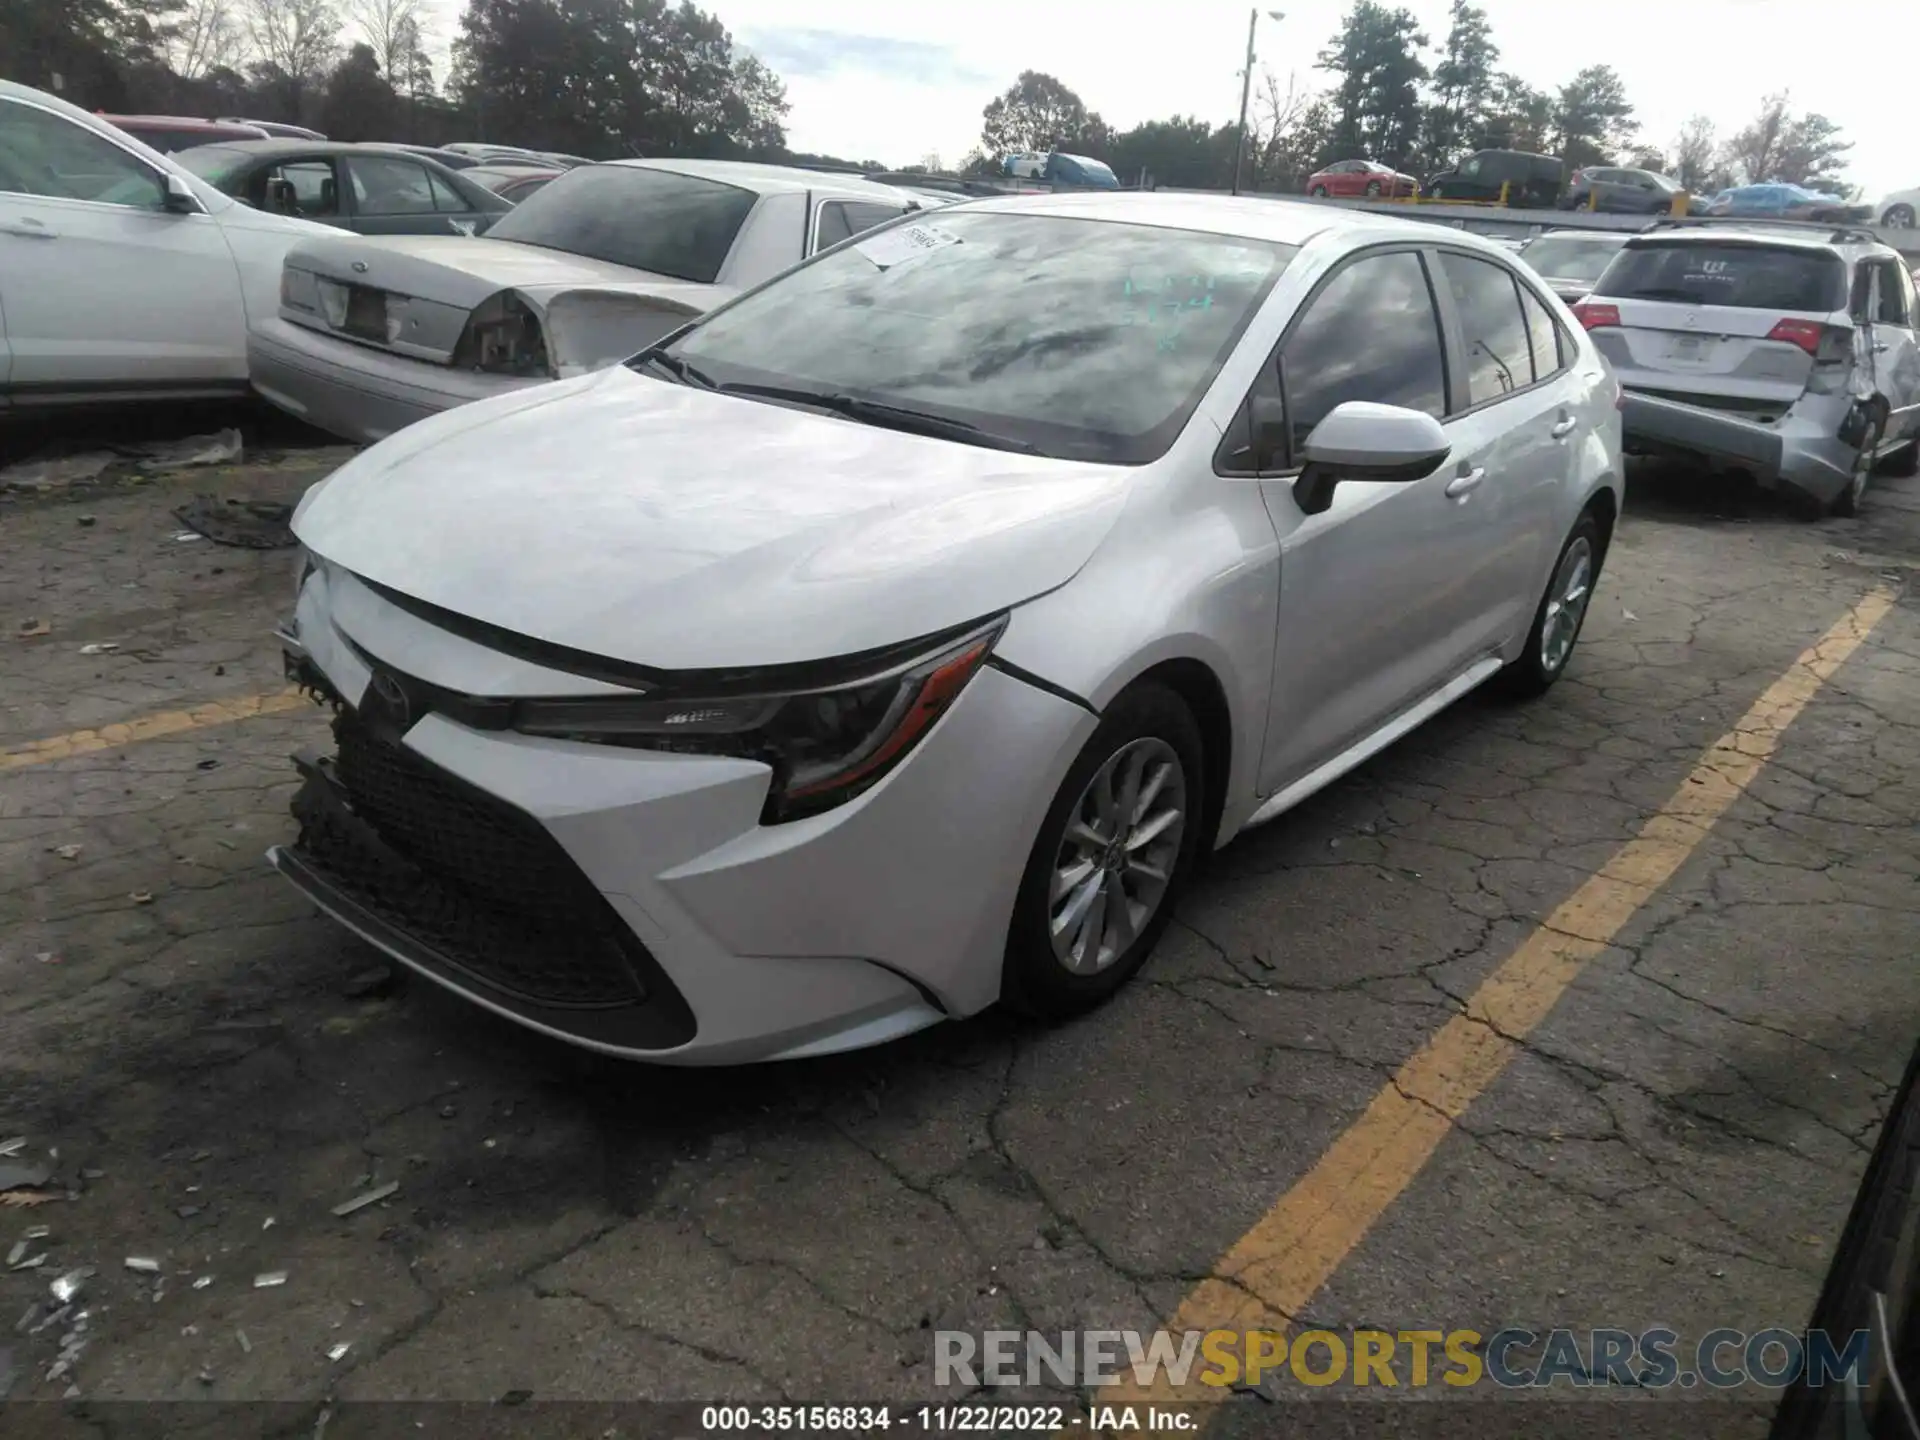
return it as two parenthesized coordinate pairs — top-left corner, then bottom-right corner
(1231, 9), (1283, 197)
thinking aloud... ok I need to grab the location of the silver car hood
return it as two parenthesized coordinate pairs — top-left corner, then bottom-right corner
(293, 367), (1134, 671)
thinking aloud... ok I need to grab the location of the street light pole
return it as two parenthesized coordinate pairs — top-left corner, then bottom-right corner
(1230, 9), (1282, 197)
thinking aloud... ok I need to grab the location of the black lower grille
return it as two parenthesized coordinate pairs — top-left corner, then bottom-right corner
(292, 711), (651, 1009)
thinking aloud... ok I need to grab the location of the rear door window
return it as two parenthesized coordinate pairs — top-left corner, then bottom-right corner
(1517, 284), (1564, 383)
(346, 156), (436, 216)
(1872, 261), (1914, 327)
(1596, 243), (1845, 311)
(813, 200), (909, 252)
(1437, 251), (1533, 404)
(484, 165), (756, 283)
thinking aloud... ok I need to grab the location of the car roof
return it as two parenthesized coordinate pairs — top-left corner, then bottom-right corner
(102, 114), (262, 132)
(950, 190), (1522, 253)
(604, 156), (916, 201)
(1625, 223), (1892, 257)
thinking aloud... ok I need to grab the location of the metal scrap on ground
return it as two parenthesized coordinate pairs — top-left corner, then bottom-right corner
(170, 494), (297, 549)
(329, 1180), (399, 1217)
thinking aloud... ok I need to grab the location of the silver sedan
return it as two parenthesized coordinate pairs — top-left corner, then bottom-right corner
(274, 194), (1624, 1064)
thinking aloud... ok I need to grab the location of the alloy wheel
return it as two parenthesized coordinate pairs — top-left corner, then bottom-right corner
(1539, 537), (1594, 674)
(1884, 204), (1915, 229)
(1048, 738), (1187, 975)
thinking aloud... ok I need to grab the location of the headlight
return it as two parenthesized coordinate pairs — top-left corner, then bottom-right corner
(511, 618), (1006, 823)
(452, 291), (553, 377)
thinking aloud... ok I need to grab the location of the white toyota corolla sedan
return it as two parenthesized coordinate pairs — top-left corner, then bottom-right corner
(273, 192), (1624, 1065)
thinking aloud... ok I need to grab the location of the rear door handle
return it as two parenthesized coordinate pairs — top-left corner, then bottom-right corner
(1550, 416), (1579, 439)
(0, 220), (56, 239)
(1445, 467), (1485, 499)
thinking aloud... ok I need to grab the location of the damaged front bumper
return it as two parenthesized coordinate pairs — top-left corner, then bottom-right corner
(1620, 388), (1860, 504)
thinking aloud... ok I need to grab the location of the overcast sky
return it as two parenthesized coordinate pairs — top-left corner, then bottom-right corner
(666, 0), (1908, 199)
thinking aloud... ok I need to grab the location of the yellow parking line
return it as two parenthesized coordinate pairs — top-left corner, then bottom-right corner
(0, 689), (310, 774)
(1110, 583), (1899, 1410)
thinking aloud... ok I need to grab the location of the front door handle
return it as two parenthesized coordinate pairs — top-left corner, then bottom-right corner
(1445, 467), (1485, 499)
(0, 220), (56, 240)
(1550, 415), (1578, 439)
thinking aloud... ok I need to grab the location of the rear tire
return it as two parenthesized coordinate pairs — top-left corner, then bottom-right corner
(1830, 414), (1884, 517)
(1883, 203), (1916, 228)
(1364, 180), (1382, 196)
(1001, 684), (1206, 1020)
(1493, 513), (1603, 699)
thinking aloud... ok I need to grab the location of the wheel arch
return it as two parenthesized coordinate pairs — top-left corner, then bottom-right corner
(1112, 656), (1234, 856)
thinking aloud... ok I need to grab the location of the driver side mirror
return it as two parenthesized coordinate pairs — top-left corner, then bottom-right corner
(1292, 401), (1451, 516)
(162, 172), (200, 215)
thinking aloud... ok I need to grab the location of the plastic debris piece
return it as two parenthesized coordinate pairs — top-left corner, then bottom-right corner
(176, 1204), (202, 1219)
(139, 428), (243, 472)
(171, 492), (296, 549)
(124, 1256), (161, 1274)
(0, 1161), (53, 1192)
(10, 1254), (46, 1272)
(198, 1368), (215, 1386)
(0, 451), (115, 490)
(181, 1324), (198, 1337)
(21, 1226), (50, 1240)
(261, 1216), (275, 1230)
(327, 1342), (351, 1362)
(1622, 608), (1637, 621)
(237, 1329), (251, 1353)
(49, 1269), (91, 1304)
(53, 844), (82, 860)
(0, 1139), (24, 1158)
(15, 619), (51, 640)
(77, 644), (119, 656)
(252, 1271), (287, 1288)
(5, 1242), (24, 1266)
(3, 1190), (59, 1208)
(129, 891), (154, 905)
(331, 1180), (399, 1217)
(193, 1275), (213, 1289)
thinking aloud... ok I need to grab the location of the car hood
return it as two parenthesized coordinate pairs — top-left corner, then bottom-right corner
(285, 232), (713, 308)
(293, 367), (1136, 671)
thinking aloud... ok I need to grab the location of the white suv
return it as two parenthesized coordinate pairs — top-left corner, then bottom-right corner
(1573, 221), (1920, 517)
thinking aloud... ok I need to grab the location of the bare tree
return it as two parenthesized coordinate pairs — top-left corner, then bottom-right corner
(344, 0), (425, 86)
(167, 0), (247, 80)
(244, 0), (341, 94)
(1670, 114), (1719, 193)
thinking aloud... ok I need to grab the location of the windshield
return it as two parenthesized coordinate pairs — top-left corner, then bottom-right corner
(660, 211), (1295, 465)
(484, 165), (758, 283)
(173, 145), (250, 185)
(1594, 242), (1846, 312)
(1520, 236), (1625, 283)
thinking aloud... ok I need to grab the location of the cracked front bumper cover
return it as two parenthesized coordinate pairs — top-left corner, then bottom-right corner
(273, 732), (697, 1052)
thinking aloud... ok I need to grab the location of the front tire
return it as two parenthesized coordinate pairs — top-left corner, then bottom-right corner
(1308, 184), (1328, 197)
(1495, 513), (1602, 699)
(1883, 203), (1916, 228)
(1364, 180), (1382, 196)
(1001, 684), (1205, 1020)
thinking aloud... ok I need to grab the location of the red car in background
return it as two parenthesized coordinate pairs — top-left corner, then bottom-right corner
(1304, 159), (1419, 198)
(99, 114), (269, 152)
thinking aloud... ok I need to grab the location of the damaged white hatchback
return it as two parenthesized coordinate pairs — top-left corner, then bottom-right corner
(273, 194), (1623, 1065)
(247, 158), (927, 444)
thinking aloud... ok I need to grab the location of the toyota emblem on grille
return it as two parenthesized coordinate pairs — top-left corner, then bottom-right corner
(368, 671), (411, 729)
(351, 260), (369, 274)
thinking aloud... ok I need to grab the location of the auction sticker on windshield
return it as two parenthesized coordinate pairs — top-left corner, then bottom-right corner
(855, 221), (962, 272)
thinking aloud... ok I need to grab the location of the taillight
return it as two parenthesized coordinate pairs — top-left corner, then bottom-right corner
(1571, 301), (1619, 330)
(453, 291), (553, 377)
(1765, 318), (1826, 356)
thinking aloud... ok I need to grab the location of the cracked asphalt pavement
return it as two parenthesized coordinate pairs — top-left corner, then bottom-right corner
(2, 446), (1918, 1435)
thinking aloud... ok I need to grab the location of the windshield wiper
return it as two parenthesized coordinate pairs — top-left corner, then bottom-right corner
(631, 350), (717, 389)
(717, 382), (1045, 456)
